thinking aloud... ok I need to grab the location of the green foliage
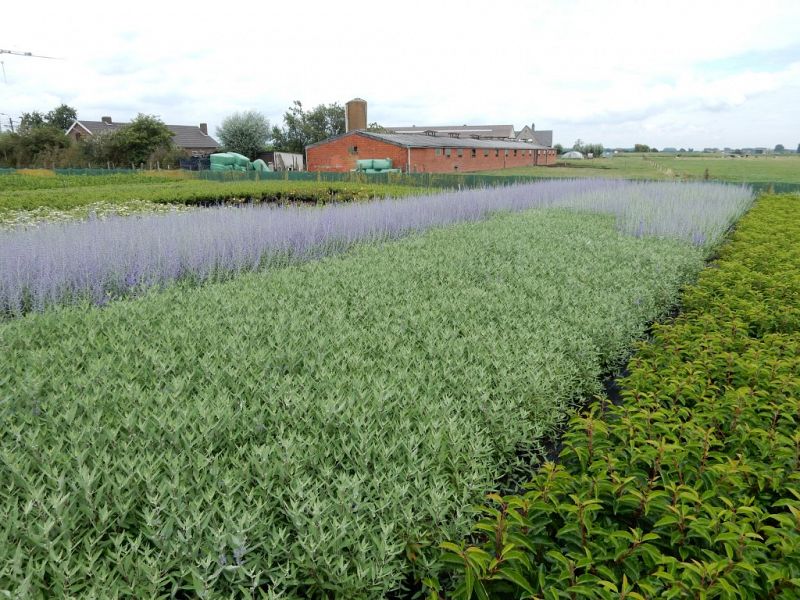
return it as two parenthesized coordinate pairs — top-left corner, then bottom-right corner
(635, 143), (652, 152)
(574, 141), (604, 157)
(45, 104), (78, 131)
(0, 210), (705, 597)
(272, 100), (345, 153)
(105, 114), (175, 166)
(435, 194), (800, 600)
(0, 105), (79, 167)
(0, 179), (418, 212)
(216, 110), (272, 159)
(0, 128), (72, 167)
(17, 111), (46, 135)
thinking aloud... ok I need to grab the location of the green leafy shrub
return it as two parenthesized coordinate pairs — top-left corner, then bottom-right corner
(0, 179), (420, 212)
(0, 210), (704, 598)
(434, 194), (800, 599)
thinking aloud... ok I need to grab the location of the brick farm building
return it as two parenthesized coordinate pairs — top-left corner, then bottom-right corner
(306, 130), (556, 174)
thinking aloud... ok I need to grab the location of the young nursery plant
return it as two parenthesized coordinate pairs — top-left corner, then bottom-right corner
(433, 194), (800, 600)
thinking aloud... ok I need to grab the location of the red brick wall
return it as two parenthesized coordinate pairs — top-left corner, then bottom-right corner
(307, 132), (408, 172)
(409, 146), (538, 173)
(307, 132), (558, 173)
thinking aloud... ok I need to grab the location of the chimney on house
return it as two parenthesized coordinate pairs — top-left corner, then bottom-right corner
(531, 122), (535, 131)
(199, 123), (208, 135)
(101, 116), (112, 124)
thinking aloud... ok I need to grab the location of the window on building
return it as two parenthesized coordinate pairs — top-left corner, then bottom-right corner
(505, 149), (509, 156)
(445, 148), (451, 157)
(457, 148), (463, 157)
(495, 149), (499, 157)
(513, 150), (518, 157)
(471, 148), (477, 158)
(348, 145), (358, 155)
(435, 148), (442, 156)
(484, 149), (489, 157)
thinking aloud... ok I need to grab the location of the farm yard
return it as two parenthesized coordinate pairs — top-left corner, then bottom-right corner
(1, 168), (799, 599)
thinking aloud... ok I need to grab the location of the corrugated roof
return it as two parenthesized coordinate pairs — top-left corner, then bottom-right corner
(307, 130), (549, 150)
(71, 120), (220, 149)
(385, 124), (516, 138)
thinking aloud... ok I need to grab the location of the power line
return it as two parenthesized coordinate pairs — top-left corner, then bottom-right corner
(0, 48), (60, 59)
(0, 48), (61, 84)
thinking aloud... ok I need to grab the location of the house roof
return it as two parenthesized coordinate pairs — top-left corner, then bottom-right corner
(67, 120), (220, 149)
(307, 130), (550, 150)
(532, 130), (553, 147)
(384, 124), (517, 138)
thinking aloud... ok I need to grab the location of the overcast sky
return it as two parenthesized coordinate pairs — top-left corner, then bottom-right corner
(1, 0), (799, 149)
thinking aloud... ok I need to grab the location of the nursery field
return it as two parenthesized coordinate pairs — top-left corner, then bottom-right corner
(0, 179), (419, 213)
(482, 153), (800, 185)
(1, 180), (748, 316)
(436, 193), (800, 600)
(0, 180), (754, 598)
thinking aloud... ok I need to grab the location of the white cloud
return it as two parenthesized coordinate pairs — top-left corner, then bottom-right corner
(1, 0), (799, 148)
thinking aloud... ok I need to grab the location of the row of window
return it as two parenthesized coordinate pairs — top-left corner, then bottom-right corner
(434, 148), (546, 158)
(346, 145), (554, 158)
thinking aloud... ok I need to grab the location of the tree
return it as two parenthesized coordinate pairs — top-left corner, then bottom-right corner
(18, 111), (46, 135)
(46, 104), (78, 131)
(774, 144), (785, 153)
(107, 114), (174, 166)
(553, 143), (564, 155)
(272, 101), (345, 153)
(571, 140), (603, 157)
(797, 143), (799, 154)
(634, 143), (650, 153)
(18, 104), (78, 134)
(216, 111), (272, 159)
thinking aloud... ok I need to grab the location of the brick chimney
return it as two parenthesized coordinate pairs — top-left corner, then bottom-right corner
(199, 123), (208, 135)
(101, 116), (112, 124)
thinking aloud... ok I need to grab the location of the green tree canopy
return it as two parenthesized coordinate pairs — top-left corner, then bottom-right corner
(46, 104), (79, 131)
(216, 111), (272, 159)
(18, 111), (46, 135)
(107, 114), (174, 166)
(272, 101), (345, 153)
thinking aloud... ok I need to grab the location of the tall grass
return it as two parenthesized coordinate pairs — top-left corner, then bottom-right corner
(0, 180), (752, 316)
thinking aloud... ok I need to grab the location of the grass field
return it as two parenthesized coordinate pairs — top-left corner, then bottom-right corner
(481, 153), (800, 184)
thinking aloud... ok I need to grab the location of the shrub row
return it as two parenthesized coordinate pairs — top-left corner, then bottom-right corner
(0, 180), (419, 212)
(0, 171), (187, 191)
(0, 181), (751, 318)
(0, 210), (706, 598)
(433, 194), (800, 599)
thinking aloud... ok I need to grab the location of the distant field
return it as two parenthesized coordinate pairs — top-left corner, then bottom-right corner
(482, 153), (800, 184)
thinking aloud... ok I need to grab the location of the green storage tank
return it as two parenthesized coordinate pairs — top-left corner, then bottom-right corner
(372, 158), (392, 170)
(356, 159), (374, 170)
